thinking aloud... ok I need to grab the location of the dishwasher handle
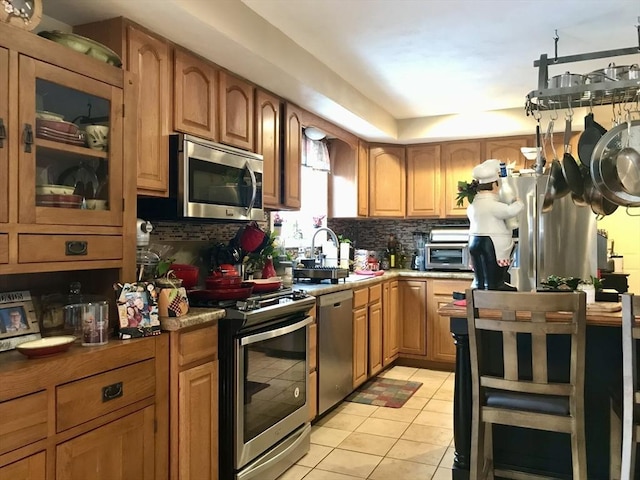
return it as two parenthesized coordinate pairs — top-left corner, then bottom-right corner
(317, 289), (352, 307)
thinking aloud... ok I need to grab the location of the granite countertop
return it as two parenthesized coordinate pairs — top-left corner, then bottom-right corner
(160, 307), (225, 331)
(163, 270), (474, 331)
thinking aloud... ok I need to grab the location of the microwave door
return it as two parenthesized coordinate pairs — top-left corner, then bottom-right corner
(245, 161), (257, 217)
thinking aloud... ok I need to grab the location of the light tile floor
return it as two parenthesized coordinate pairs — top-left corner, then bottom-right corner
(277, 366), (455, 480)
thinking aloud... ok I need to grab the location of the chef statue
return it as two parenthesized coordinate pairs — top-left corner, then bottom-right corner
(467, 159), (524, 290)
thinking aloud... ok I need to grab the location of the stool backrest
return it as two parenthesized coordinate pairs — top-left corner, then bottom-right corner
(466, 289), (586, 408)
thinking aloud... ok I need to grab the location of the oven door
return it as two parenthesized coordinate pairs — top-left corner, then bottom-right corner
(426, 243), (470, 270)
(235, 315), (312, 469)
(182, 135), (264, 221)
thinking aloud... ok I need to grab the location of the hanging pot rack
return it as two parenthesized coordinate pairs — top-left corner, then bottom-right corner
(525, 23), (640, 115)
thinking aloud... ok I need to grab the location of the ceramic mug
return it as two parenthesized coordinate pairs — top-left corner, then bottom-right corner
(85, 125), (109, 151)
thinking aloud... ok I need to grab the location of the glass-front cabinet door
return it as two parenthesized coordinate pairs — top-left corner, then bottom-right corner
(18, 57), (122, 226)
(0, 47), (8, 225)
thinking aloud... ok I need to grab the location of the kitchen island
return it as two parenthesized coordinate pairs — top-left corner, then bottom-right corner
(440, 301), (623, 480)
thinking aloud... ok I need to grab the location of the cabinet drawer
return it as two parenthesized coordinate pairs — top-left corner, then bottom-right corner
(18, 235), (122, 263)
(56, 359), (155, 432)
(0, 234), (7, 264)
(178, 325), (218, 366)
(0, 391), (47, 455)
(353, 288), (369, 309)
(369, 284), (382, 303)
(431, 279), (470, 296)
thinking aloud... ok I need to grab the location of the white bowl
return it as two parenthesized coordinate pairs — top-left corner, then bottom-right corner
(36, 184), (75, 195)
(85, 199), (108, 210)
(36, 110), (64, 121)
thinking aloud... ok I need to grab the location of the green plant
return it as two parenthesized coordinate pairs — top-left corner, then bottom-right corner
(244, 231), (278, 272)
(541, 275), (604, 291)
(338, 235), (352, 244)
(455, 179), (480, 207)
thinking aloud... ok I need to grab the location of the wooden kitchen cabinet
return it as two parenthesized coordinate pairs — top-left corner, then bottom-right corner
(442, 140), (482, 217)
(485, 136), (533, 171)
(255, 89), (282, 208)
(0, 47), (7, 225)
(169, 323), (218, 480)
(358, 140), (369, 217)
(74, 18), (171, 197)
(382, 280), (399, 367)
(353, 301), (368, 389)
(426, 278), (469, 365)
(369, 145), (406, 217)
(56, 407), (155, 480)
(0, 337), (168, 480)
(0, 452), (45, 480)
(219, 71), (254, 151)
(368, 283), (383, 377)
(283, 103), (303, 209)
(173, 48), (218, 141)
(398, 279), (427, 357)
(406, 144), (441, 217)
(1, 22), (137, 277)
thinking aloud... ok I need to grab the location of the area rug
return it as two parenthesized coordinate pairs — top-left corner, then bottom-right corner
(346, 377), (423, 408)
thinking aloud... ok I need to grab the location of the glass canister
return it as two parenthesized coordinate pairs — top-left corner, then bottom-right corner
(63, 300), (110, 346)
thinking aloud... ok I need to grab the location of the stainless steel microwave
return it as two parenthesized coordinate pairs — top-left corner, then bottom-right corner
(425, 243), (471, 271)
(137, 134), (264, 222)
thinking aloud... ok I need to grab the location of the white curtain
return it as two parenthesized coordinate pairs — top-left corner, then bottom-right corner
(302, 136), (331, 172)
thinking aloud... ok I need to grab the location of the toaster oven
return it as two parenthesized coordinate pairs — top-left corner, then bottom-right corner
(425, 228), (471, 271)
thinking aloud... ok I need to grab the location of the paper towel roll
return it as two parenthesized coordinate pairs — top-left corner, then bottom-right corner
(340, 243), (350, 269)
(324, 243), (338, 268)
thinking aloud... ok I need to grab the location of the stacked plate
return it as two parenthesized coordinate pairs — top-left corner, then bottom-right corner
(36, 194), (83, 208)
(35, 119), (85, 147)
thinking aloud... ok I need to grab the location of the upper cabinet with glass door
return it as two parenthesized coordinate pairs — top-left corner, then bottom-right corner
(18, 57), (123, 226)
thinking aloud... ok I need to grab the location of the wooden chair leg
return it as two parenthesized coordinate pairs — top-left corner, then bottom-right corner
(572, 421), (588, 478)
(485, 422), (494, 480)
(471, 413), (484, 479)
(610, 399), (622, 480)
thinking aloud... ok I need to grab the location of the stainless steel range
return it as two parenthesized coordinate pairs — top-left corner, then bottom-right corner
(215, 288), (316, 480)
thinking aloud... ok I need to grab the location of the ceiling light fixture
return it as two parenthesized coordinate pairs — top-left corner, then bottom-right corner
(304, 126), (326, 140)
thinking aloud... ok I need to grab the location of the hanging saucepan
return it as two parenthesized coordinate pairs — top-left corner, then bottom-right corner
(590, 119), (640, 208)
(583, 172), (618, 218)
(235, 221), (268, 254)
(577, 112), (607, 167)
(560, 117), (586, 206)
(542, 120), (570, 212)
(588, 63), (639, 82)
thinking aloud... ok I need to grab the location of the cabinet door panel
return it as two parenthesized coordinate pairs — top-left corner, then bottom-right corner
(369, 146), (406, 217)
(0, 47), (7, 224)
(174, 49), (217, 141)
(357, 140), (369, 217)
(368, 301), (383, 377)
(128, 26), (170, 196)
(485, 136), (532, 172)
(219, 71), (254, 150)
(0, 235), (7, 264)
(56, 406), (155, 480)
(179, 361), (218, 480)
(283, 104), (302, 209)
(407, 145), (440, 217)
(353, 307), (368, 388)
(383, 280), (399, 366)
(442, 141), (482, 217)
(255, 89), (281, 207)
(398, 280), (427, 356)
(0, 452), (45, 480)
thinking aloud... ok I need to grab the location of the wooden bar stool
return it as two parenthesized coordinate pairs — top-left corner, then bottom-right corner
(610, 293), (640, 480)
(466, 288), (587, 479)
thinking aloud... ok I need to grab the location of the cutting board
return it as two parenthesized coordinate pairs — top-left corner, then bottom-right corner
(587, 302), (621, 313)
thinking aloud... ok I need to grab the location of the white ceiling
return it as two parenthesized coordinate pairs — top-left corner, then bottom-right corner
(41, 0), (640, 142)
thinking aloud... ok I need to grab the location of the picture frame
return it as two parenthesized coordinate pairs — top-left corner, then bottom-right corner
(0, 290), (41, 352)
(114, 282), (161, 339)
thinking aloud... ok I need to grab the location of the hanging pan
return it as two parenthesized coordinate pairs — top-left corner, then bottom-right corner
(559, 117), (586, 206)
(577, 111), (607, 167)
(542, 119), (570, 213)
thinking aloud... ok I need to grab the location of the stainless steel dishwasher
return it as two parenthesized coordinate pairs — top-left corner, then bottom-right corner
(317, 289), (353, 416)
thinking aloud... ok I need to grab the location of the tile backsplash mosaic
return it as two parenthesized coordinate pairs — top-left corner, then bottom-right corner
(148, 217), (468, 264)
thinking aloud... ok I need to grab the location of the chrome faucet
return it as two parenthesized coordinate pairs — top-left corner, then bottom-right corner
(310, 227), (339, 267)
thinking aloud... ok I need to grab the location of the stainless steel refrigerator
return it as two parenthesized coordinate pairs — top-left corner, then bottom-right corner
(508, 173), (598, 291)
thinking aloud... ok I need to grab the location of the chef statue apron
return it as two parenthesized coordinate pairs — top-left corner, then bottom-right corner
(467, 159), (524, 290)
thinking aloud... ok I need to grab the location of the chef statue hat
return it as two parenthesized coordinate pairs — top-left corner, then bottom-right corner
(472, 159), (501, 184)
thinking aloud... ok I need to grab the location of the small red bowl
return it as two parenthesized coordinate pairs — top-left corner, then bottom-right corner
(170, 264), (199, 289)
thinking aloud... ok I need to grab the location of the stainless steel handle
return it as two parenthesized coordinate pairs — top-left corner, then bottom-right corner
(245, 161), (257, 215)
(241, 316), (312, 346)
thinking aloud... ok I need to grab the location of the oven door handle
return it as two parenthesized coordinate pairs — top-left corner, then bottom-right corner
(241, 316), (312, 346)
(245, 161), (257, 216)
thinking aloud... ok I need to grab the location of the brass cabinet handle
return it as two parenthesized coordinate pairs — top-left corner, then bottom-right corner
(65, 241), (87, 256)
(102, 382), (123, 402)
(23, 123), (33, 153)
